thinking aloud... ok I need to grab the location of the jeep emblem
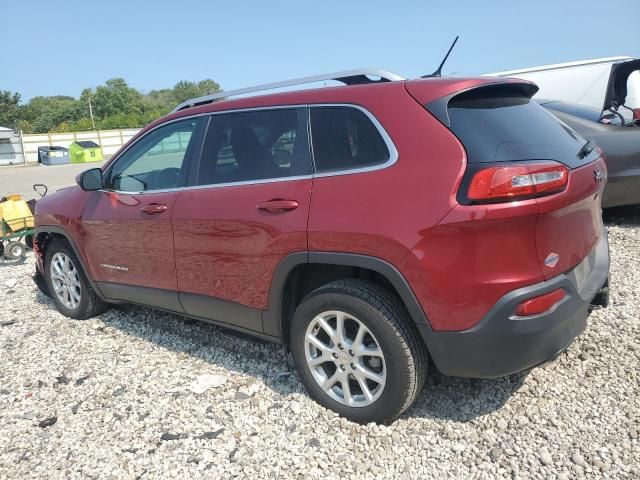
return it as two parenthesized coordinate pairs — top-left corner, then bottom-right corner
(594, 169), (604, 183)
(544, 253), (560, 268)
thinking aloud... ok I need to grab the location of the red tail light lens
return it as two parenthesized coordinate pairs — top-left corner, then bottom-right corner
(515, 288), (565, 316)
(633, 108), (640, 122)
(467, 162), (569, 202)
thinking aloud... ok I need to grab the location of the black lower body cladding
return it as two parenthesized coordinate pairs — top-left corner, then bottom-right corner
(420, 234), (610, 378)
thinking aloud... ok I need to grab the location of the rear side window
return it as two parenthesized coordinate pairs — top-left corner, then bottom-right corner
(195, 108), (311, 186)
(447, 88), (598, 168)
(310, 106), (390, 173)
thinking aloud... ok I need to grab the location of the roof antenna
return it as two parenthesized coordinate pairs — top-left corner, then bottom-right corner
(422, 36), (459, 78)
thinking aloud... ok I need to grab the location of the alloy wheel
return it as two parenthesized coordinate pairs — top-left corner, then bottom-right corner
(50, 252), (82, 310)
(304, 310), (386, 407)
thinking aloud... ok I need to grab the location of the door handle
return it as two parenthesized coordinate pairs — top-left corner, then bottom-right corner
(257, 199), (299, 213)
(140, 203), (168, 215)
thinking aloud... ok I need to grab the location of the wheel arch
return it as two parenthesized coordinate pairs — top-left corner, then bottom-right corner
(34, 225), (106, 300)
(263, 252), (432, 345)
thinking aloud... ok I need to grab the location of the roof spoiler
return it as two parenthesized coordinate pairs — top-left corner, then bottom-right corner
(424, 81), (539, 127)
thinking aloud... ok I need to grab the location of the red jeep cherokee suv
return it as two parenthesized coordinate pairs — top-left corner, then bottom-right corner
(33, 70), (610, 424)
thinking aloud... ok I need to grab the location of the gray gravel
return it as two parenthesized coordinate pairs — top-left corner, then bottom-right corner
(1, 206), (639, 479)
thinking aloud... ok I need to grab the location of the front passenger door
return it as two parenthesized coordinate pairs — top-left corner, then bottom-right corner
(82, 117), (205, 310)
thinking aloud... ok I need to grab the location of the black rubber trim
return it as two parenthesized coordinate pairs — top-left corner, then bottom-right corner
(97, 282), (183, 312)
(185, 115), (211, 187)
(418, 234), (610, 378)
(308, 252), (430, 326)
(34, 225), (108, 301)
(97, 282), (277, 342)
(263, 251), (308, 336)
(180, 291), (262, 332)
(263, 251), (431, 338)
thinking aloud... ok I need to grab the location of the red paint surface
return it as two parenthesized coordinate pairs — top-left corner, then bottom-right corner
(172, 180), (311, 308)
(534, 157), (606, 279)
(81, 190), (180, 290)
(35, 75), (606, 335)
(402, 199), (544, 331)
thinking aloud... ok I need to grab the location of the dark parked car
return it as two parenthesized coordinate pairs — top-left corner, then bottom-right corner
(33, 70), (609, 423)
(539, 59), (640, 208)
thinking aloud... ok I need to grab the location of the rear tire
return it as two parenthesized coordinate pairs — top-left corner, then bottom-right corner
(44, 239), (109, 319)
(290, 279), (428, 424)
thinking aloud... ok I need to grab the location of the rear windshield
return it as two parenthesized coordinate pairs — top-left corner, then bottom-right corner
(447, 88), (598, 167)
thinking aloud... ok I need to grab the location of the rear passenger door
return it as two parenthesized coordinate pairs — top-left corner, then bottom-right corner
(306, 105), (398, 254)
(171, 107), (312, 333)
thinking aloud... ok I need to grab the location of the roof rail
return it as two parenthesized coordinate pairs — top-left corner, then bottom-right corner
(171, 68), (405, 112)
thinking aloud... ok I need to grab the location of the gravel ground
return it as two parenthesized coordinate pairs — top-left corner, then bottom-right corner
(1, 207), (639, 479)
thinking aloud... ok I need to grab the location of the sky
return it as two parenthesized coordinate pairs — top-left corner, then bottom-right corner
(2, 0), (639, 101)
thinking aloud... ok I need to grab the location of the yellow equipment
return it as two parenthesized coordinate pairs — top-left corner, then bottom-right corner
(0, 195), (34, 233)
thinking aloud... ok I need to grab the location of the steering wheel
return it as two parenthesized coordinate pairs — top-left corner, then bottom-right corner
(152, 167), (181, 189)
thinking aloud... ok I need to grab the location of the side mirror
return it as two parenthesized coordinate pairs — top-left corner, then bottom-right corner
(77, 168), (103, 191)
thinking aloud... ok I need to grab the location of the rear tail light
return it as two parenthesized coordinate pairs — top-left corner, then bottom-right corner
(633, 108), (640, 122)
(466, 162), (569, 203)
(515, 288), (565, 316)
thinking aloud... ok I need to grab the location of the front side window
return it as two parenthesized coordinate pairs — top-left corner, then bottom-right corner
(107, 118), (199, 192)
(310, 106), (390, 173)
(195, 108), (311, 186)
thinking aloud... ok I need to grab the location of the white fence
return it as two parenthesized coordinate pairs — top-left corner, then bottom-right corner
(0, 129), (25, 166)
(20, 128), (141, 164)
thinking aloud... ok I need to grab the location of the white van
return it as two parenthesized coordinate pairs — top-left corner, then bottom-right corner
(486, 56), (640, 113)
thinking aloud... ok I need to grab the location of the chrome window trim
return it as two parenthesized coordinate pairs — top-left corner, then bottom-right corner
(101, 103), (398, 195)
(308, 103), (398, 179)
(101, 174), (315, 195)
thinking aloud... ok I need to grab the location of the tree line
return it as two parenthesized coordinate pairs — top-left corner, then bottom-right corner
(0, 78), (221, 133)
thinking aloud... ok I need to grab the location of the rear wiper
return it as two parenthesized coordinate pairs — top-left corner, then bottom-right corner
(577, 139), (595, 159)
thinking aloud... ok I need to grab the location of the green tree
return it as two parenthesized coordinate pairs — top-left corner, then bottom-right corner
(3, 77), (222, 133)
(146, 88), (174, 110)
(89, 78), (145, 118)
(171, 79), (221, 104)
(20, 95), (83, 133)
(0, 90), (21, 128)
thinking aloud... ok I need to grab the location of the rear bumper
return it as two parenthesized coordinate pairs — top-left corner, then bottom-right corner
(420, 233), (610, 378)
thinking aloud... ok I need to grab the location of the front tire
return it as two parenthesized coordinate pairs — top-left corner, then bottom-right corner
(44, 239), (109, 319)
(290, 279), (428, 424)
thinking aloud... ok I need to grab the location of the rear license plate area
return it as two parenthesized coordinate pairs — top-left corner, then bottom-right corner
(574, 255), (592, 291)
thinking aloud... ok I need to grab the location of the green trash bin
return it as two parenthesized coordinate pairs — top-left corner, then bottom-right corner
(69, 141), (104, 163)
